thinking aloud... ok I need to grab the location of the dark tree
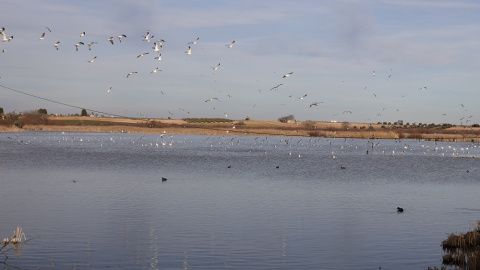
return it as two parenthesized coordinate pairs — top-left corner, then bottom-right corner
(37, 108), (48, 114)
(81, 109), (88, 116)
(0, 107), (4, 115)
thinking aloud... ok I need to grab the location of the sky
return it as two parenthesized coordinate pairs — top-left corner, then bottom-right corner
(1, 0), (479, 125)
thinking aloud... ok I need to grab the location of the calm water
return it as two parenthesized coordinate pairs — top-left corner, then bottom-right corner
(1, 131), (479, 269)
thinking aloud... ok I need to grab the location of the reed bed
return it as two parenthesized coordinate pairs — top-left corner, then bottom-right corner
(440, 221), (480, 269)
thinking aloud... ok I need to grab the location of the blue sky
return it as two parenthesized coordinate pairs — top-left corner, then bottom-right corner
(1, 0), (479, 125)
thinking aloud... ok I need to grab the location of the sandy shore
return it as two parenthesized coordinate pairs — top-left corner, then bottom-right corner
(2, 116), (479, 142)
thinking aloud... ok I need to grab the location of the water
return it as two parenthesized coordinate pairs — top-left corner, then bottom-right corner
(0, 131), (479, 269)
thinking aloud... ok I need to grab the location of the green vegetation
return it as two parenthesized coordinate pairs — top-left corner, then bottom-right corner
(81, 109), (88, 116)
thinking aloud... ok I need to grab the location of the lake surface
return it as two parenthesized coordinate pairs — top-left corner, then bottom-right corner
(1, 131), (479, 269)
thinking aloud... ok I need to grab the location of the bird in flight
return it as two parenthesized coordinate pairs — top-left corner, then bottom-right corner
(154, 54), (162, 61)
(297, 94), (307, 100)
(309, 102), (323, 108)
(153, 42), (160, 52)
(151, 67), (161, 73)
(185, 46), (192, 55)
(372, 71), (376, 76)
(283, 72), (293, 78)
(53, 41), (60, 50)
(226, 40), (235, 48)
(74, 41), (84, 51)
(87, 56), (97, 63)
(188, 37), (199, 45)
(420, 86), (427, 91)
(126, 72), (137, 78)
(137, 52), (149, 58)
(107, 37), (114, 45)
(117, 34), (127, 42)
(205, 98), (219, 102)
(142, 31), (154, 42)
(88, 42), (97, 50)
(39, 33), (45, 40)
(107, 87), (112, 93)
(212, 63), (221, 71)
(80, 32), (85, 37)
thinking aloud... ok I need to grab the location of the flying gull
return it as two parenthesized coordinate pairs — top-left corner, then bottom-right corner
(107, 37), (114, 45)
(226, 40), (235, 48)
(126, 72), (138, 78)
(205, 98), (219, 102)
(87, 56), (97, 63)
(151, 67), (162, 73)
(185, 46), (192, 55)
(88, 42), (97, 50)
(283, 72), (293, 78)
(53, 41), (60, 50)
(117, 34), (127, 42)
(74, 42), (84, 51)
(188, 37), (199, 45)
(39, 33), (45, 40)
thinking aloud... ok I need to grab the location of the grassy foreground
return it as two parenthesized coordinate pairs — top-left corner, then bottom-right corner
(1, 116), (480, 141)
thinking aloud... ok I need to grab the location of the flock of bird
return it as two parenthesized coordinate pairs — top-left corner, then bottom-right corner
(0, 25), (476, 125)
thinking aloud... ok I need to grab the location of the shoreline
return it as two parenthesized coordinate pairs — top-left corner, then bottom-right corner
(1, 116), (480, 142)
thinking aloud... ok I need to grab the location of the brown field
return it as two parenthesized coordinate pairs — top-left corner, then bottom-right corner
(1, 116), (480, 142)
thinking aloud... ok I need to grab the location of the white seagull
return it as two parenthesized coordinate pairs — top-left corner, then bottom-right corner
(226, 40), (235, 48)
(53, 41), (60, 50)
(151, 67), (162, 73)
(87, 56), (97, 63)
(297, 94), (307, 100)
(137, 52), (149, 58)
(126, 72), (138, 78)
(117, 34), (127, 42)
(74, 42), (84, 51)
(107, 87), (112, 93)
(372, 71), (376, 76)
(153, 42), (160, 52)
(107, 37), (114, 45)
(283, 72), (293, 78)
(88, 42), (97, 50)
(185, 46), (192, 55)
(188, 37), (199, 45)
(205, 98), (219, 102)
(39, 33), (45, 40)
(154, 54), (162, 61)
(212, 63), (221, 71)
(420, 86), (427, 91)
(142, 31), (154, 42)
(80, 32), (86, 37)
(310, 102), (323, 107)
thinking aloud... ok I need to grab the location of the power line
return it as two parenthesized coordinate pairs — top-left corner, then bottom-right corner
(0, 84), (134, 119)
